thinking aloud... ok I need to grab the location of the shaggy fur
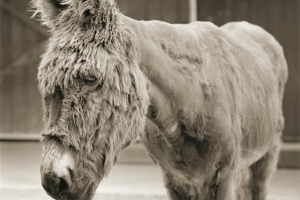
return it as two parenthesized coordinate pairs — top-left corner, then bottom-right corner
(33, 0), (288, 200)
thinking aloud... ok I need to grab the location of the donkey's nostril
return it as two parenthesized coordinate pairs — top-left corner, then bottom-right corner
(58, 176), (70, 191)
(42, 172), (71, 196)
(68, 167), (74, 180)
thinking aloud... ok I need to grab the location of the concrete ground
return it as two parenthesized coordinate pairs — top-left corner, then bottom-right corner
(0, 142), (299, 200)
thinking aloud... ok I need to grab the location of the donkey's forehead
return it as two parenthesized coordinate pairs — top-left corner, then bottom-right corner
(38, 35), (131, 96)
(49, 27), (100, 53)
(38, 41), (106, 94)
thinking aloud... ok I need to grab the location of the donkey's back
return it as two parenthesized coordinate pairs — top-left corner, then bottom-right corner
(221, 21), (288, 99)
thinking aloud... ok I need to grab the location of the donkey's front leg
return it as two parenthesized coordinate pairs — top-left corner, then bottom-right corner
(210, 167), (237, 200)
(166, 184), (191, 200)
(164, 173), (196, 200)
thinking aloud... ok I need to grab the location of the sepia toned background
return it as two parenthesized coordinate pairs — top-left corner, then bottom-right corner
(0, 0), (299, 199)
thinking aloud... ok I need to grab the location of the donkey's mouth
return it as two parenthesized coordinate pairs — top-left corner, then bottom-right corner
(45, 184), (96, 200)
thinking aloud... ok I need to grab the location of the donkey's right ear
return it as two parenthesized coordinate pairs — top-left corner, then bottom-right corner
(32, 0), (68, 28)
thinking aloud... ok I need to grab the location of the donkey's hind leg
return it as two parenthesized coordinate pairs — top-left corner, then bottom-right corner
(250, 142), (280, 200)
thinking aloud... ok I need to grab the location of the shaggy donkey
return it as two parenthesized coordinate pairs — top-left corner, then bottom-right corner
(33, 0), (288, 199)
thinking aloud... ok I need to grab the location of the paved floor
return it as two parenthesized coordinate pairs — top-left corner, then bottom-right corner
(0, 142), (299, 200)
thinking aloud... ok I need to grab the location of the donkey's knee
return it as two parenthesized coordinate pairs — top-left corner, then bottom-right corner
(209, 166), (238, 200)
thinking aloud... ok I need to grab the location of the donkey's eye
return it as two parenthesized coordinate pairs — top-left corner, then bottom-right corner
(73, 72), (97, 86)
(82, 77), (97, 85)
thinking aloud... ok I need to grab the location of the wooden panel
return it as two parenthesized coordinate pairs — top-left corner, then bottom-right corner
(178, 0), (190, 23)
(197, 0), (300, 142)
(266, 0), (283, 43)
(162, 0), (178, 23)
(0, 5), (14, 133)
(146, 0), (162, 20)
(26, 45), (45, 134)
(0, 74), (14, 133)
(0, 4), (13, 67)
(281, 0), (300, 142)
(0, 0), (46, 135)
(279, 144), (300, 168)
(250, 0), (268, 27)
(11, 9), (28, 133)
(117, 0), (189, 23)
(231, 0), (252, 22)
(118, 0), (147, 20)
(0, 44), (45, 134)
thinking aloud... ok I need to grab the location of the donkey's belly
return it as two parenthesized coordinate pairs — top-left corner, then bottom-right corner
(239, 146), (269, 169)
(238, 126), (280, 169)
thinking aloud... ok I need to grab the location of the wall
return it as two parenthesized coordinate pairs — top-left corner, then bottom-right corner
(117, 0), (189, 23)
(0, 0), (46, 138)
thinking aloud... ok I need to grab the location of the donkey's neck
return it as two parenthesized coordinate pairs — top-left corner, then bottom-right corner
(119, 15), (207, 142)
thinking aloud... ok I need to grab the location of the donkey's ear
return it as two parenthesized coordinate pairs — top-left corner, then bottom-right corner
(33, 0), (68, 27)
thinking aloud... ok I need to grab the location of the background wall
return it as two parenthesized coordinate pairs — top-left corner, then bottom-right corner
(0, 0), (46, 138)
(117, 0), (190, 23)
(0, 1), (299, 143)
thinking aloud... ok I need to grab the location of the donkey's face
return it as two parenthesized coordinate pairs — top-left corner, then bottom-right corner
(34, 0), (149, 199)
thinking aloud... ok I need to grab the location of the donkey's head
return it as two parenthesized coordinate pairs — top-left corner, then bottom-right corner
(33, 0), (149, 199)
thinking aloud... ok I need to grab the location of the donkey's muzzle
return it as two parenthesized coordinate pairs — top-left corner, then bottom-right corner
(42, 171), (72, 198)
(41, 149), (75, 198)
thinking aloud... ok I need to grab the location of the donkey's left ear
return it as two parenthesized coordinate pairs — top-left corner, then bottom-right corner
(32, 0), (68, 28)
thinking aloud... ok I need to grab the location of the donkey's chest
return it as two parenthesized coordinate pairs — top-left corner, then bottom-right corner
(142, 122), (223, 185)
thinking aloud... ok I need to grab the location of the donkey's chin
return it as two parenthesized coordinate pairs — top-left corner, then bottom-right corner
(74, 183), (98, 200)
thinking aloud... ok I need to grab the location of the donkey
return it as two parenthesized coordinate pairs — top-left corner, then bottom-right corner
(33, 0), (288, 199)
